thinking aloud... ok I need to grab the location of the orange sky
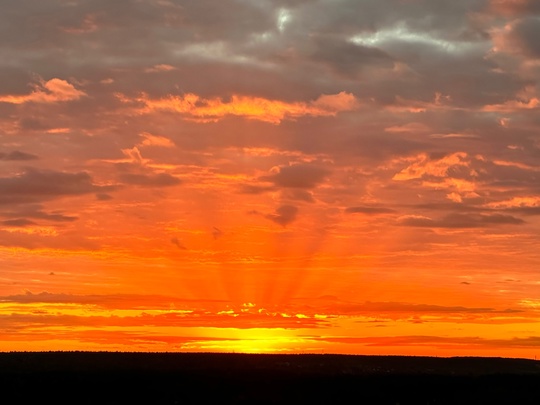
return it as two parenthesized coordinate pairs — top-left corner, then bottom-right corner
(1, 0), (540, 358)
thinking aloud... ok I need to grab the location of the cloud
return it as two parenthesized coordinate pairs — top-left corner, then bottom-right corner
(2, 218), (37, 227)
(490, 0), (540, 16)
(0, 151), (38, 161)
(504, 17), (540, 58)
(144, 64), (177, 73)
(261, 163), (329, 189)
(487, 196), (540, 209)
(266, 205), (298, 226)
(119, 172), (181, 187)
(0, 206), (78, 224)
(238, 184), (276, 195)
(290, 298), (525, 320)
(318, 335), (540, 350)
(280, 189), (315, 203)
(0, 168), (109, 205)
(0, 291), (224, 309)
(121, 147), (145, 164)
(351, 301), (514, 314)
(138, 132), (175, 148)
(310, 37), (395, 77)
(0, 78), (86, 104)
(96, 193), (113, 201)
(398, 213), (524, 228)
(136, 91), (359, 124)
(345, 206), (395, 215)
(212, 227), (223, 240)
(171, 237), (187, 250)
(392, 152), (472, 182)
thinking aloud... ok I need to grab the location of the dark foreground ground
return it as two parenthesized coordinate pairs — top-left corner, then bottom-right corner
(1, 352), (540, 404)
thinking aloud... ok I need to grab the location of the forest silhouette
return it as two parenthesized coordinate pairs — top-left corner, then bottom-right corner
(1, 352), (539, 404)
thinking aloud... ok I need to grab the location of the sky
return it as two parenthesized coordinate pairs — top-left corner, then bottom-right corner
(0, 0), (539, 358)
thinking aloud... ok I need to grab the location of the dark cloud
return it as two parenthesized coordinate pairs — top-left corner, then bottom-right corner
(260, 164), (329, 189)
(119, 172), (181, 187)
(505, 206), (540, 216)
(266, 205), (298, 226)
(0, 291), (227, 308)
(171, 237), (187, 250)
(238, 184), (275, 195)
(26, 209), (77, 222)
(399, 213), (525, 228)
(506, 17), (540, 58)
(0, 229), (100, 250)
(355, 301), (513, 314)
(2, 218), (36, 227)
(96, 193), (113, 201)
(491, 0), (540, 16)
(345, 206), (395, 215)
(212, 227), (223, 240)
(294, 297), (523, 316)
(280, 189), (315, 203)
(0, 206), (78, 224)
(310, 37), (394, 77)
(318, 335), (540, 349)
(0, 150), (38, 161)
(0, 168), (110, 205)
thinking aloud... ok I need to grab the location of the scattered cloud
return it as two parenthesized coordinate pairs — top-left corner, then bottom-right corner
(212, 227), (223, 240)
(1, 0), (540, 355)
(261, 164), (329, 189)
(2, 218), (37, 227)
(0, 78), (86, 104)
(345, 206), (395, 215)
(171, 237), (187, 250)
(398, 213), (525, 228)
(0, 169), (110, 205)
(0, 151), (38, 161)
(265, 205), (298, 226)
(119, 172), (182, 187)
(144, 64), (177, 73)
(138, 132), (175, 148)
(135, 91), (359, 124)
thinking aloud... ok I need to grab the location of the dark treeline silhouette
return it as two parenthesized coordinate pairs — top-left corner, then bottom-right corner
(1, 352), (539, 404)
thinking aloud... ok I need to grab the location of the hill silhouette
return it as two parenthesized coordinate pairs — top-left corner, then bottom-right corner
(1, 352), (539, 404)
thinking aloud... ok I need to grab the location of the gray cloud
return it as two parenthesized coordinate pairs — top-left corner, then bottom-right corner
(491, 0), (540, 16)
(0, 150), (38, 161)
(260, 164), (329, 189)
(280, 188), (315, 203)
(212, 227), (223, 240)
(399, 213), (525, 228)
(119, 172), (181, 187)
(2, 218), (36, 227)
(171, 237), (187, 250)
(0, 168), (110, 205)
(238, 184), (276, 195)
(266, 205), (298, 226)
(506, 17), (540, 58)
(346, 206), (395, 215)
(96, 193), (113, 201)
(0, 205), (78, 224)
(310, 37), (394, 78)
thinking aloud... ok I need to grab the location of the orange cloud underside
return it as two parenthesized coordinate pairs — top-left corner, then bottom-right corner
(2, 297), (539, 357)
(134, 91), (359, 123)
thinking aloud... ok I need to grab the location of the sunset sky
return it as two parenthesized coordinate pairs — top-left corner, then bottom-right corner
(1, 0), (540, 358)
